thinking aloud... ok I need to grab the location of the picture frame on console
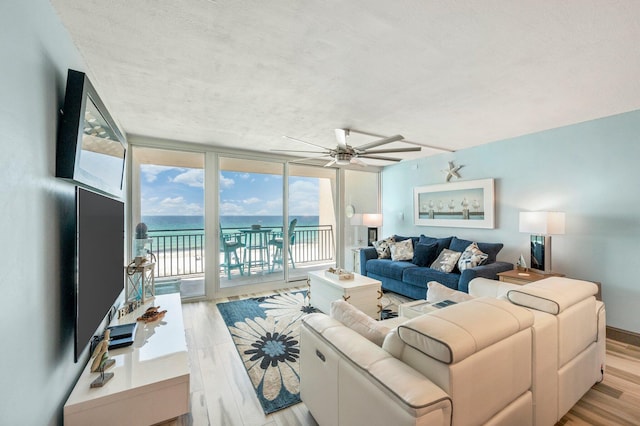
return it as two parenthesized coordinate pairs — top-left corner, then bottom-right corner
(414, 178), (495, 229)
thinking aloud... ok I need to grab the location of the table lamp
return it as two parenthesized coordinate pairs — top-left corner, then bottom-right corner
(362, 213), (383, 246)
(519, 211), (565, 274)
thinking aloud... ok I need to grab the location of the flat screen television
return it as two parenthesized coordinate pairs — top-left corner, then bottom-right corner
(57, 69), (127, 197)
(75, 187), (125, 361)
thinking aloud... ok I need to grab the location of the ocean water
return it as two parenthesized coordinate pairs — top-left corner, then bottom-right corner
(140, 215), (320, 233)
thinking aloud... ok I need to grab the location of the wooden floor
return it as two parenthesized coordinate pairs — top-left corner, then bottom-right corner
(161, 288), (640, 426)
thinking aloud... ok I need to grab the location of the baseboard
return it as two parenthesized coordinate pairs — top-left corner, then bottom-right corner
(607, 326), (640, 347)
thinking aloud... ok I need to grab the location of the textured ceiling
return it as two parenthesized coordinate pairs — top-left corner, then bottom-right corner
(51, 0), (640, 166)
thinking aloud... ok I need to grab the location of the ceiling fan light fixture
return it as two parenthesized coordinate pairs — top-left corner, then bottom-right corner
(335, 152), (351, 165)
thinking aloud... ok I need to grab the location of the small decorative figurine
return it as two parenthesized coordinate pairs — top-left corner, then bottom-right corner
(90, 329), (115, 388)
(136, 306), (167, 323)
(517, 254), (528, 271)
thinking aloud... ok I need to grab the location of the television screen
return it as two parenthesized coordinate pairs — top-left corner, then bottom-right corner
(57, 69), (127, 197)
(75, 187), (124, 361)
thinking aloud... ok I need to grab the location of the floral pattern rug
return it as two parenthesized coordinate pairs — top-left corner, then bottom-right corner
(217, 291), (317, 414)
(216, 290), (408, 414)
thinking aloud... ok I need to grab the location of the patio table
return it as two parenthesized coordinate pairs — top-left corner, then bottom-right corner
(239, 228), (272, 275)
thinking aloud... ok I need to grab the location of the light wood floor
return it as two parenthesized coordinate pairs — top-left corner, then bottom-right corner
(161, 288), (640, 426)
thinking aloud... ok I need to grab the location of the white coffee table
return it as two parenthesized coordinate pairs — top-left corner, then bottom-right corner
(398, 299), (457, 319)
(308, 270), (382, 319)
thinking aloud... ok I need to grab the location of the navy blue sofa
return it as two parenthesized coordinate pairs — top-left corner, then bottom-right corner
(359, 235), (513, 300)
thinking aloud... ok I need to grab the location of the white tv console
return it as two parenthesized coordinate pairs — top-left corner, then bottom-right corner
(64, 293), (190, 426)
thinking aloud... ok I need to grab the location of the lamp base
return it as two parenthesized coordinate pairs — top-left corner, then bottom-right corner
(529, 235), (552, 274)
(367, 228), (378, 246)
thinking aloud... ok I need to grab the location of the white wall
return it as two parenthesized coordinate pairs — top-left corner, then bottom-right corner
(0, 1), (90, 424)
(382, 110), (640, 333)
(343, 169), (379, 270)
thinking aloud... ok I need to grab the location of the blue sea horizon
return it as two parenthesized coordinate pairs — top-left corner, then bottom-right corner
(141, 215), (320, 232)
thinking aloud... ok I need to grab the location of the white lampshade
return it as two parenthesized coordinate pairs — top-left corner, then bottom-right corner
(362, 213), (383, 227)
(519, 212), (565, 235)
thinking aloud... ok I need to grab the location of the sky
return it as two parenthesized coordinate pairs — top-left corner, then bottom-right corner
(140, 165), (320, 216)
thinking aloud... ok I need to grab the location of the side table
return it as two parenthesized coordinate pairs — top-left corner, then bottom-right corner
(497, 269), (564, 285)
(498, 269), (602, 301)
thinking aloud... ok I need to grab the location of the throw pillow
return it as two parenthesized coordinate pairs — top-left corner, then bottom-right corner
(430, 248), (462, 273)
(411, 242), (439, 267)
(418, 235), (453, 256)
(390, 238), (414, 261)
(458, 242), (489, 272)
(426, 281), (475, 303)
(449, 236), (503, 263)
(372, 236), (395, 259)
(330, 300), (392, 346)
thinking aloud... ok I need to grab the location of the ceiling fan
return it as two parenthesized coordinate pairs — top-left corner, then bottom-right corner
(273, 129), (421, 167)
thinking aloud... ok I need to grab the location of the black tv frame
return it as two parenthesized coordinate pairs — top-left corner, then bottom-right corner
(57, 69), (127, 197)
(75, 187), (125, 362)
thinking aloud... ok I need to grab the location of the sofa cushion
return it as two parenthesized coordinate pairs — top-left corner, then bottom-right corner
(373, 236), (395, 259)
(366, 259), (417, 281)
(507, 277), (598, 315)
(418, 235), (453, 256)
(390, 238), (414, 261)
(402, 267), (460, 290)
(457, 242), (489, 272)
(430, 249), (462, 273)
(397, 297), (534, 364)
(411, 242), (439, 267)
(426, 281), (475, 303)
(330, 300), (392, 346)
(449, 237), (503, 263)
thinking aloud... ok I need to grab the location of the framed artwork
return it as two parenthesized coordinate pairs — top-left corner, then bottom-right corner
(413, 178), (495, 228)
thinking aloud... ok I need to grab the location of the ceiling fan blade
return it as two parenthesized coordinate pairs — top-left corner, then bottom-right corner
(350, 157), (367, 167)
(354, 134), (404, 151)
(361, 147), (421, 154)
(324, 159), (337, 167)
(288, 155), (331, 164)
(334, 128), (348, 149)
(283, 135), (328, 150)
(358, 154), (403, 162)
(270, 149), (328, 154)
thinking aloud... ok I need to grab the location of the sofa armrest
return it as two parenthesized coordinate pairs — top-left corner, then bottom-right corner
(458, 261), (514, 292)
(359, 247), (378, 275)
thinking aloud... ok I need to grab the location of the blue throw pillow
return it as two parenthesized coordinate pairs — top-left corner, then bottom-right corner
(449, 236), (503, 263)
(393, 235), (419, 247)
(412, 242), (439, 267)
(418, 235), (453, 256)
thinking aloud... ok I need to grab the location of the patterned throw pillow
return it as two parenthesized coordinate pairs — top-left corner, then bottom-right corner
(390, 238), (414, 261)
(457, 242), (489, 272)
(372, 236), (395, 259)
(430, 248), (462, 273)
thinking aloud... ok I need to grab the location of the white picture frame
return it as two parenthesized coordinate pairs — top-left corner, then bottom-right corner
(413, 178), (495, 229)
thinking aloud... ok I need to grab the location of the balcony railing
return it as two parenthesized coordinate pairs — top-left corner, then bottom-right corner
(147, 225), (334, 278)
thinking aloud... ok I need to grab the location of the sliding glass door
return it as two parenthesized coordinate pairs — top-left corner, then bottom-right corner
(218, 157), (284, 288)
(131, 147), (206, 299)
(287, 164), (337, 281)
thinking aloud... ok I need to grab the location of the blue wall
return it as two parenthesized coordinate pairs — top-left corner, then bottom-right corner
(0, 1), (88, 424)
(382, 110), (640, 333)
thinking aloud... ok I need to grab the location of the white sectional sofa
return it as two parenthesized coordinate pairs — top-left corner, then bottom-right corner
(300, 277), (605, 426)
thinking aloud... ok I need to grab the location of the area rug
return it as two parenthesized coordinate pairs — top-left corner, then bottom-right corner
(216, 290), (409, 414)
(217, 291), (317, 414)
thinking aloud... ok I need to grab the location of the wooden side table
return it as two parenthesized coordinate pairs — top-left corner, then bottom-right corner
(497, 269), (564, 285)
(498, 269), (602, 300)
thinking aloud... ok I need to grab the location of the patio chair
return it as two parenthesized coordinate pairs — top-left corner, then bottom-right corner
(220, 225), (245, 279)
(269, 219), (297, 272)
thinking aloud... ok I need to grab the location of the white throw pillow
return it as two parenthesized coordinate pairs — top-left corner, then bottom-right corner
(330, 300), (391, 346)
(430, 248), (462, 273)
(426, 281), (475, 303)
(390, 238), (414, 261)
(458, 242), (489, 272)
